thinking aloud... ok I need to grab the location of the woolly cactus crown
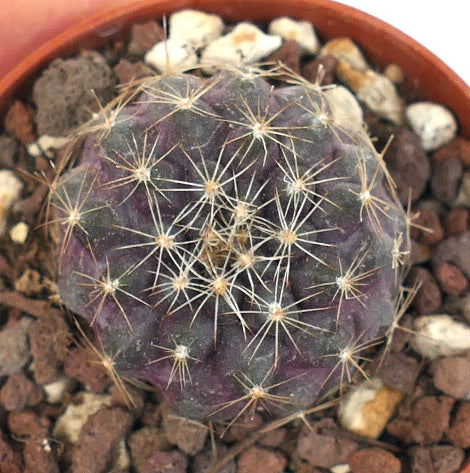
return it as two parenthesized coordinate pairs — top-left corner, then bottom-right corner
(51, 64), (409, 424)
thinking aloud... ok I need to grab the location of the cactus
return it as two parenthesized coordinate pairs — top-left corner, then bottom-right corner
(50, 64), (410, 426)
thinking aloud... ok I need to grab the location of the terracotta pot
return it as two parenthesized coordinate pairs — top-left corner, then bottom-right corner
(0, 0), (469, 137)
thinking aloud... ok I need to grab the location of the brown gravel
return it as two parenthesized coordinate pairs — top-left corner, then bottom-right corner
(0, 431), (23, 473)
(7, 410), (59, 473)
(28, 312), (71, 384)
(236, 446), (287, 473)
(71, 407), (133, 473)
(406, 266), (442, 314)
(163, 413), (209, 456)
(295, 419), (358, 468)
(376, 126), (431, 204)
(433, 262), (469, 297)
(3, 100), (36, 145)
(21, 439), (60, 473)
(128, 21), (164, 56)
(433, 356), (470, 399)
(431, 156), (463, 205)
(447, 402), (470, 448)
(0, 372), (43, 411)
(258, 427), (287, 448)
(444, 208), (469, 236)
(63, 347), (111, 394)
(141, 449), (188, 473)
(193, 445), (236, 473)
(372, 351), (421, 394)
(113, 59), (149, 85)
(221, 413), (263, 442)
(7, 410), (49, 438)
(409, 445), (465, 473)
(348, 447), (401, 473)
(387, 395), (454, 445)
(0, 290), (64, 319)
(432, 137), (470, 169)
(128, 426), (171, 473)
(411, 209), (444, 245)
(302, 54), (338, 85)
(266, 40), (301, 75)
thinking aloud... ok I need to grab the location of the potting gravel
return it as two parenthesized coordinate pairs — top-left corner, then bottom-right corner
(0, 9), (469, 473)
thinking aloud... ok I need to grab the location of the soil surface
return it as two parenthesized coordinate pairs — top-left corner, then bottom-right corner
(0, 16), (469, 473)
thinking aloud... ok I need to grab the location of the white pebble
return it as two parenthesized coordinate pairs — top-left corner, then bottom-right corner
(406, 102), (458, 152)
(324, 85), (364, 132)
(43, 376), (73, 404)
(115, 439), (131, 471)
(53, 393), (112, 444)
(268, 17), (320, 54)
(26, 143), (41, 157)
(28, 134), (69, 157)
(201, 22), (282, 73)
(169, 9), (224, 49)
(145, 38), (198, 73)
(331, 465), (351, 473)
(41, 438), (52, 452)
(9, 221), (28, 243)
(28, 134), (69, 158)
(338, 377), (403, 439)
(0, 170), (23, 235)
(339, 378), (378, 432)
(412, 315), (470, 359)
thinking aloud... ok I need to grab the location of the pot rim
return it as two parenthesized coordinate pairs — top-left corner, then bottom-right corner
(1, 0), (469, 136)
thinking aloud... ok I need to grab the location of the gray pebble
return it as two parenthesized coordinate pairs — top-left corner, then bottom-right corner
(0, 317), (33, 377)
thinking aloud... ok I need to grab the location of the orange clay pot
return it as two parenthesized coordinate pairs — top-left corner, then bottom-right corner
(0, 0), (469, 136)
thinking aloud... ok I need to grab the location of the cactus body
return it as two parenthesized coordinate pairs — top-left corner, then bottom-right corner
(52, 66), (409, 422)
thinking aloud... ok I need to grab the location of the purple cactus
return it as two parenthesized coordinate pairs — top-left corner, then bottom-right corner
(51, 65), (409, 425)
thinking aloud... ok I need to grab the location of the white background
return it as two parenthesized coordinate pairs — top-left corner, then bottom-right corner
(336, 0), (469, 85)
